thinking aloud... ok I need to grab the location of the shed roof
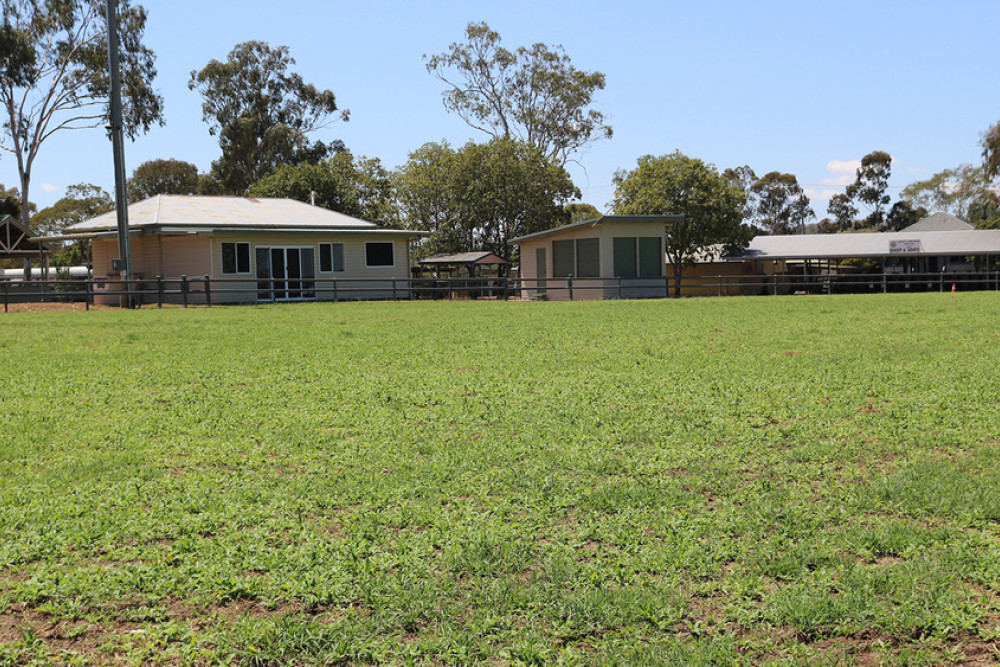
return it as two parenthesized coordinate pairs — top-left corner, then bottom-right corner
(900, 212), (975, 232)
(61, 195), (425, 237)
(509, 214), (683, 244)
(419, 251), (508, 265)
(1, 214), (55, 256)
(730, 229), (1000, 260)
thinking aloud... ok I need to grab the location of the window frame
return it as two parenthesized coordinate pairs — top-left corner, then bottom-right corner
(318, 242), (346, 273)
(221, 241), (251, 275)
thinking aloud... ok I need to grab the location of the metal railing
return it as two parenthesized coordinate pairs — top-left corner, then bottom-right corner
(1, 271), (997, 311)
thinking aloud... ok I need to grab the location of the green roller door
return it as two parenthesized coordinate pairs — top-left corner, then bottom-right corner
(576, 238), (600, 277)
(638, 237), (662, 277)
(552, 240), (575, 277)
(613, 237), (637, 278)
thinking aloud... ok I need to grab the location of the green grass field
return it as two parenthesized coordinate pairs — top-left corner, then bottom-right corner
(1, 293), (999, 665)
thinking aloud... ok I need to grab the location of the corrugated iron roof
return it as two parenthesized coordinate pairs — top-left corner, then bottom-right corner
(901, 212), (975, 232)
(509, 214), (683, 244)
(419, 251), (507, 265)
(731, 230), (1000, 260)
(65, 195), (382, 232)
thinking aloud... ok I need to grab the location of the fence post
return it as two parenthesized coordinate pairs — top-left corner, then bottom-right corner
(84, 280), (91, 311)
(40, 279), (45, 303)
(392, 278), (397, 301)
(618, 276), (622, 300)
(568, 275), (574, 301)
(181, 275), (189, 308)
(332, 278), (338, 303)
(156, 276), (163, 308)
(204, 275), (211, 307)
(4, 280), (8, 313)
(882, 274), (887, 294)
(665, 275), (670, 298)
(718, 275), (722, 297)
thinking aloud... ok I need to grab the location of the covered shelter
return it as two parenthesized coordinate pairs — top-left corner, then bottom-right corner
(728, 227), (1000, 293)
(415, 251), (509, 278)
(0, 214), (54, 278)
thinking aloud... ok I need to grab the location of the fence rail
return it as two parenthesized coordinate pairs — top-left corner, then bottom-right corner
(1, 271), (997, 311)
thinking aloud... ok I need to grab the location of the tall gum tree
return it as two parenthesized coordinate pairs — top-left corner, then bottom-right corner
(426, 22), (611, 166)
(0, 0), (163, 234)
(189, 41), (348, 194)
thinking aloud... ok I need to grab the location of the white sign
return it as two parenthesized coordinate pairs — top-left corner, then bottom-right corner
(889, 239), (922, 254)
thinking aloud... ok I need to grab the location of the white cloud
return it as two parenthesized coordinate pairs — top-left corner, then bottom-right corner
(820, 159), (861, 187)
(40, 183), (59, 192)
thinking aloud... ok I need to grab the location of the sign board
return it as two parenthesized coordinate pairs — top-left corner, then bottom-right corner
(888, 239), (921, 254)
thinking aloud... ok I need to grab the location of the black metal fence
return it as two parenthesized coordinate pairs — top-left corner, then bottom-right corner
(1, 271), (997, 311)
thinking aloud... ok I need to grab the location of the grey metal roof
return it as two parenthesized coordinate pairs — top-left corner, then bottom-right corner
(730, 230), (1000, 260)
(509, 214), (684, 244)
(65, 195), (385, 233)
(419, 251), (508, 265)
(901, 212), (975, 232)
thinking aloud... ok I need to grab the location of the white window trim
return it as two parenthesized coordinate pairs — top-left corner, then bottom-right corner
(364, 241), (396, 268)
(318, 242), (347, 273)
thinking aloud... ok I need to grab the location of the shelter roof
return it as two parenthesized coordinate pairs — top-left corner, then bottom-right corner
(1, 214), (55, 256)
(509, 214), (683, 244)
(729, 229), (1000, 260)
(419, 251), (507, 265)
(59, 195), (424, 238)
(901, 212), (975, 232)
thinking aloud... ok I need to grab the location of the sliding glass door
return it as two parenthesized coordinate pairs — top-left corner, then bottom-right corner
(255, 246), (315, 301)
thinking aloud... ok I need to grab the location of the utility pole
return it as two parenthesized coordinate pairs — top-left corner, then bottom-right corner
(106, 0), (133, 307)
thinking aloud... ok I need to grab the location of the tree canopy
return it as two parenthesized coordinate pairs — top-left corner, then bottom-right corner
(983, 121), (1000, 180)
(127, 159), (200, 202)
(189, 41), (348, 195)
(826, 193), (858, 231)
(901, 164), (998, 225)
(30, 183), (113, 238)
(0, 0), (163, 233)
(750, 171), (813, 234)
(612, 151), (748, 296)
(248, 153), (400, 227)
(397, 137), (579, 261)
(426, 22), (611, 165)
(846, 151), (893, 229)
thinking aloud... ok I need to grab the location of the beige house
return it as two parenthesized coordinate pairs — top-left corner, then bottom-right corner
(55, 196), (424, 304)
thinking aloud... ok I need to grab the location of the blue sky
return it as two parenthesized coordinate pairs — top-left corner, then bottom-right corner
(4, 0), (999, 218)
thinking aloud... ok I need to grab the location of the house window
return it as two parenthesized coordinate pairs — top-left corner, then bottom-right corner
(365, 242), (394, 267)
(319, 243), (346, 272)
(222, 242), (251, 274)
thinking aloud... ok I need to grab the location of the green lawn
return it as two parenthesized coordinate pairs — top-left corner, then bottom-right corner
(1, 294), (999, 665)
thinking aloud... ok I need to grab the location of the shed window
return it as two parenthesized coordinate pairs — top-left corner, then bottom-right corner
(365, 242), (395, 267)
(319, 243), (346, 272)
(222, 242), (251, 274)
(637, 237), (662, 277)
(552, 240), (575, 277)
(575, 238), (600, 277)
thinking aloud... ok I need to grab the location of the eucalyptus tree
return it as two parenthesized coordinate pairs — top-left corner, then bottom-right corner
(0, 0), (163, 233)
(426, 21), (611, 165)
(189, 41), (348, 194)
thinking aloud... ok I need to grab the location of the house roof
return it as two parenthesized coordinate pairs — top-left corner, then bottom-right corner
(729, 229), (1000, 260)
(900, 212), (975, 232)
(509, 214), (684, 244)
(59, 195), (425, 238)
(419, 251), (508, 265)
